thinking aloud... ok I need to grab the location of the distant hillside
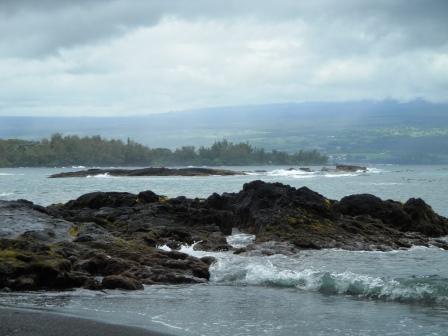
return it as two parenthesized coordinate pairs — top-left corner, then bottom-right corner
(1, 100), (448, 163)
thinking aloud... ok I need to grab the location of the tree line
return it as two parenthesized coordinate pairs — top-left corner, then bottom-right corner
(0, 134), (328, 167)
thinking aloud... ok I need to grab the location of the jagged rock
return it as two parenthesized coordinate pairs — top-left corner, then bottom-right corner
(66, 192), (138, 209)
(335, 194), (448, 236)
(403, 198), (448, 236)
(320, 165), (367, 173)
(102, 275), (143, 290)
(137, 190), (160, 204)
(335, 164), (367, 172)
(0, 200), (72, 241)
(1, 180), (448, 291)
(74, 253), (136, 276)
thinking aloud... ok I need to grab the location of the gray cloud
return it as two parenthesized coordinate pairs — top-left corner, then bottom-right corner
(0, 0), (447, 116)
(1, 0), (447, 57)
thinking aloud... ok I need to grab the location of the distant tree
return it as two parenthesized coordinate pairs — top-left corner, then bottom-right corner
(0, 135), (328, 167)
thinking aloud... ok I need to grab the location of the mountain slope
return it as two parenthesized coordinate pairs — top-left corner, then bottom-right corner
(1, 100), (447, 163)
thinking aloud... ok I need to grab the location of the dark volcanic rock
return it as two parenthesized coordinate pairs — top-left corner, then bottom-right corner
(1, 180), (447, 291)
(101, 275), (143, 290)
(321, 165), (367, 173)
(137, 190), (160, 203)
(335, 194), (411, 228)
(335, 194), (448, 236)
(66, 192), (138, 209)
(0, 200), (72, 241)
(102, 275), (143, 290)
(49, 167), (244, 178)
(403, 198), (448, 236)
(335, 164), (367, 172)
(203, 180), (447, 251)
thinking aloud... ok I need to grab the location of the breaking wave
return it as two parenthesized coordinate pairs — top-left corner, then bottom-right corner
(86, 173), (114, 179)
(248, 167), (385, 179)
(209, 257), (448, 306)
(177, 235), (448, 307)
(323, 173), (359, 178)
(266, 169), (315, 178)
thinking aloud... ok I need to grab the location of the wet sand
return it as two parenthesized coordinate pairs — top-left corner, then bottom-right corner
(0, 307), (174, 336)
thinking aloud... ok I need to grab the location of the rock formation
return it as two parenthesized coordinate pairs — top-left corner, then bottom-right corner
(1, 181), (447, 291)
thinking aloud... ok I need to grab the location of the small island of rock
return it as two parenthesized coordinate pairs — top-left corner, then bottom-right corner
(49, 167), (245, 178)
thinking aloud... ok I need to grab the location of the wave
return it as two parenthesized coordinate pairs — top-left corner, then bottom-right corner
(266, 169), (314, 178)
(226, 233), (255, 248)
(209, 258), (448, 305)
(0, 192), (13, 197)
(86, 173), (114, 179)
(157, 244), (172, 251)
(177, 236), (448, 307)
(323, 173), (359, 178)
(249, 167), (385, 179)
(359, 182), (403, 186)
(366, 167), (385, 174)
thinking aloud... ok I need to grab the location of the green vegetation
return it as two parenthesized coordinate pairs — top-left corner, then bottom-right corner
(0, 134), (328, 167)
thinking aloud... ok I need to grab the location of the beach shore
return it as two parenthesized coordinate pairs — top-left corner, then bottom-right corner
(0, 307), (173, 336)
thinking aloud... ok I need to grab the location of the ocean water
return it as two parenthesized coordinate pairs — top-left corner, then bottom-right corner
(0, 165), (448, 335)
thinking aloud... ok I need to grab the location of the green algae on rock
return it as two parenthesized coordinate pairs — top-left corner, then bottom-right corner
(1, 181), (448, 291)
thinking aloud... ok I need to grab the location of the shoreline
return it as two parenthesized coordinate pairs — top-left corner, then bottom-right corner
(0, 307), (175, 336)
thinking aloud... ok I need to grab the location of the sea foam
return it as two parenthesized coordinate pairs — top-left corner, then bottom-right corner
(177, 234), (448, 306)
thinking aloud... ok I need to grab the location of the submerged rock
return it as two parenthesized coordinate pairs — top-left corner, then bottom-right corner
(1, 180), (447, 291)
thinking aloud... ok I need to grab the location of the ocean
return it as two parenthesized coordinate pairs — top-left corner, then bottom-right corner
(1, 165), (447, 335)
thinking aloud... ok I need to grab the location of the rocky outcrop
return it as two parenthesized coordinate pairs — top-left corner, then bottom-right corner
(49, 167), (244, 178)
(202, 180), (448, 251)
(1, 181), (447, 291)
(320, 165), (367, 173)
(101, 275), (144, 290)
(0, 200), (72, 241)
(335, 164), (367, 172)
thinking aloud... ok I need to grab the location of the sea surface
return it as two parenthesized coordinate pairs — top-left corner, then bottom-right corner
(1, 165), (448, 335)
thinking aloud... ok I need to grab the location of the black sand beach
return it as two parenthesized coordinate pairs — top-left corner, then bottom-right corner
(0, 307), (173, 336)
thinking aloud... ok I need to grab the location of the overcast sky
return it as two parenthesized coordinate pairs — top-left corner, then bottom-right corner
(0, 0), (447, 116)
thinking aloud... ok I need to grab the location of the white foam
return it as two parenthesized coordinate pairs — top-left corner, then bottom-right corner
(323, 173), (359, 178)
(157, 244), (172, 252)
(226, 233), (255, 248)
(210, 257), (447, 304)
(359, 182), (403, 186)
(178, 239), (448, 305)
(86, 173), (113, 178)
(437, 236), (448, 243)
(266, 169), (315, 178)
(366, 167), (386, 174)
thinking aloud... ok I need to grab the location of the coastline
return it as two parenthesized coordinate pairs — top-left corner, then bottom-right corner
(0, 307), (174, 336)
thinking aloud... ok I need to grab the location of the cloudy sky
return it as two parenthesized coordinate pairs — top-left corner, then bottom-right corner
(0, 0), (447, 116)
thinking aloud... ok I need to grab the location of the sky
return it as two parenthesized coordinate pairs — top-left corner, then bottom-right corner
(0, 0), (447, 116)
